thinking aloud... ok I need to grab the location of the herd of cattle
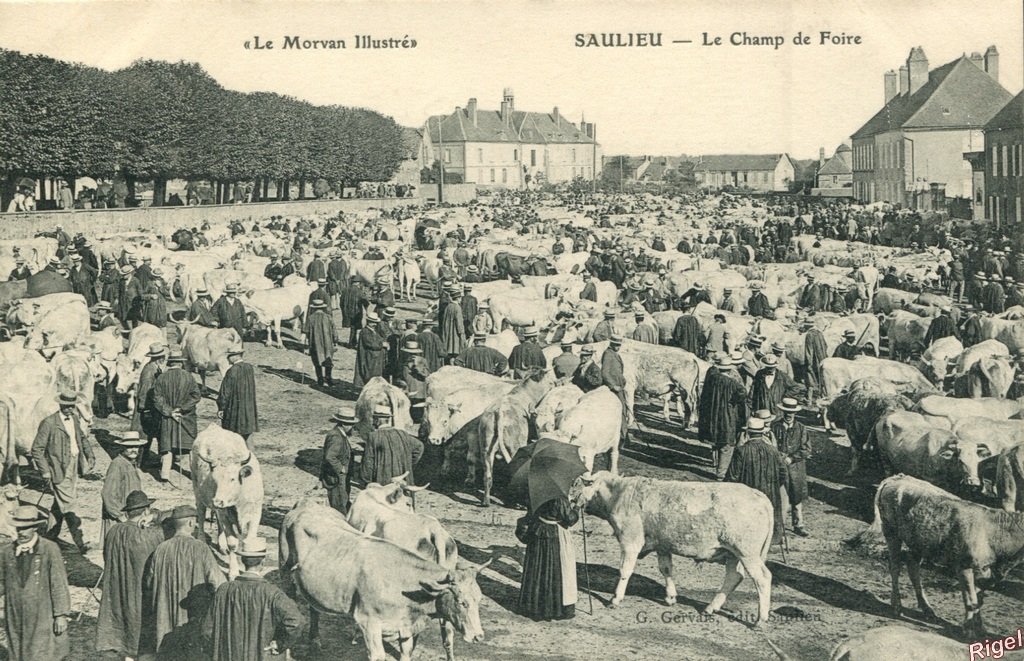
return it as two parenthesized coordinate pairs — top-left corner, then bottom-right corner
(2, 193), (1024, 659)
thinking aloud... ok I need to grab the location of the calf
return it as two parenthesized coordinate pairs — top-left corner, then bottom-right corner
(570, 472), (773, 626)
(869, 474), (1024, 636)
(829, 625), (964, 661)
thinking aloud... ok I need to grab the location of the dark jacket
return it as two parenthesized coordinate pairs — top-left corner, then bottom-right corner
(31, 411), (95, 484)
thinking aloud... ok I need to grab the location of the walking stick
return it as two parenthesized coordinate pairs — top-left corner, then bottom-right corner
(77, 570), (104, 621)
(581, 512), (594, 616)
(172, 415), (184, 491)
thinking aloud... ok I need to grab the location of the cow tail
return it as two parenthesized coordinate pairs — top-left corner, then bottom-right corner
(846, 482), (885, 549)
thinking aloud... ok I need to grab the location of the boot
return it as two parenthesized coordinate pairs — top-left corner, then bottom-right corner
(67, 513), (89, 554)
(160, 452), (174, 482)
(325, 365), (334, 387)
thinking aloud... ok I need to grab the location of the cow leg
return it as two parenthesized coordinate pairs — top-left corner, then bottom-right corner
(277, 318), (286, 349)
(656, 552), (677, 606)
(482, 453), (493, 508)
(905, 552), (936, 619)
(661, 394), (671, 422)
(845, 447), (860, 477)
(398, 634), (417, 661)
(440, 621), (455, 661)
(885, 536), (904, 617)
(609, 442), (620, 475)
(959, 569), (983, 636)
(609, 539), (643, 607)
(738, 555), (773, 626)
(358, 617), (387, 661)
(705, 556), (744, 616)
(675, 391), (687, 426)
(308, 608), (321, 650)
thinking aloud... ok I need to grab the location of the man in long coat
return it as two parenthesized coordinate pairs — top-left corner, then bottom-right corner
(140, 271), (169, 328)
(982, 276), (1006, 314)
(218, 348), (259, 447)
(187, 288), (216, 326)
(601, 335), (630, 445)
(571, 347), (602, 392)
(321, 408), (356, 514)
(152, 351), (202, 482)
(306, 299), (337, 387)
(101, 432), (144, 540)
(672, 306), (704, 356)
(305, 251), (326, 283)
(360, 406), (424, 485)
(326, 251), (349, 309)
(118, 265), (144, 329)
(798, 276), (823, 311)
(508, 326), (547, 379)
(340, 277), (368, 346)
(803, 321), (828, 404)
(454, 333), (508, 376)
(461, 285), (479, 331)
(832, 329), (860, 359)
(699, 355), (748, 480)
(416, 317), (444, 374)
(353, 310), (384, 388)
(726, 419), (787, 545)
(140, 505), (224, 657)
(924, 307), (959, 346)
(1, 506), (72, 661)
(69, 254), (97, 306)
(96, 491), (165, 659)
(132, 343), (166, 467)
(203, 538), (303, 661)
(632, 312), (659, 345)
(771, 398), (811, 537)
(31, 393), (95, 553)
(746, 283), (773, 318)
(211, 284), (247, 341)
(749, 355), (804, 415)
(440, 290), (466, 363)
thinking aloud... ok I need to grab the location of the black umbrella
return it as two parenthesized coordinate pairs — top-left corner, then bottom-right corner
(508, 437), (586, 514)
(15, 177), (35, 190)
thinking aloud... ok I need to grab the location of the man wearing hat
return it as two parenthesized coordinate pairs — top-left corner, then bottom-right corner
(454, 332), (508, 377)
(552, 341), (581, 382)
(827, 284), (849, 314)
(591, 308), (617, 343)
(571, 346), (602, 392)
(101, 432), (145, 538)
(135, 255), (154, 290)
(924, 306), (959, 347)
(305, 250), (327, 284)
(205, 536), (303, 661)
(461, 284), (479, 333)
(602, 335), (630, 446)
(771, 341), (794, 380)
(218, 348), (259, 448)
(152, 350), (202, 483)
(263, 254), (284, 287)
(698, 354), (748, 480)
(509, 325), (548, 379)
(211, 283), (247, 340)
(99, 258), (120, 306)
(69, 252), (98, 306)
(44, 255), (62, 274)
(719, 287), (742, 314)
(833, 328), (860, 360)
(92, 300), (119, 332)
(7, 256), (31, 282)
(440, 285), (467, 364)
(0, 504), (72, 661)
(772, 397), (812, 537)
(672, 304), (704, 357)
(416, 317), (445, 374)
(397, 338), (431, 400)
(632, 311), (659, 345)
(31, 392), (95, 553)
(746, 282), (773, 319)
(131, 342), (166, 468)
(750, 354), (804, 416)
(584, 248), (603, 279)
(982, 272), (1006, 314)
(726, 418), (787, 545)
(579, 272), (598, 303)
(340, 276), (369, 347)
(187, 287), (216, 327)
(97, 490), (166, 660)
(305, 278), (331, 330)
(354, 309), (385, 389)
(140, 505), (224, 657)
(471, 301), (494, 337)
(326, 250), (349, 309)
(461, 264), (482, 283)
(321, 407), (357, 514)
(798, 274), (823, 312)
(118, 263), (144, 329)
(307, 298), (339, 388)
(361, 404), (424, 486)
(802, 318), (828, 404)
(141, 267), (169, 329)
(1006, 279), (1024, 310)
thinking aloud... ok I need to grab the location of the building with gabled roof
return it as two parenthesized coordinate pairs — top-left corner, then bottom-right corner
(981, 91), (1024, 225)
(693, 154), (795, 191)
(813, 144), (853, 195)
(850, 45), (1011, 211)
(423, 89), (599, 188)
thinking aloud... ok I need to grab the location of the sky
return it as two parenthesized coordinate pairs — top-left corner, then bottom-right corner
(0, 0), (1020, 161)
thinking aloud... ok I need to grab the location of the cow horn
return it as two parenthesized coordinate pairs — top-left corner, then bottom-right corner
(403, 483), (428, 493)
(241, 453), (252, 466)
(390, 471), (410, 484)
(476, 555), (496, 574)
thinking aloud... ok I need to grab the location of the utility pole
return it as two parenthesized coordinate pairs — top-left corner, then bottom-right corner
(620, 155), (624, 192)
(591, 123), (597, 194)
(437, 116), (445, 204)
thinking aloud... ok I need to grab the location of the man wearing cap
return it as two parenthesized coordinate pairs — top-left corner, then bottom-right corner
(772, 398), (812, 537)
(698, 354), (748, 480)
(746, 282), (773, 319)
(632, 311), (659, 345)
(135, 256), (154, 290)
(94, 300), (119, 331)
(118, 264), (144, 329)
(320, 407), (357, 514)
(361, 405), (424, 486)
(141, 268), (169, 329)
(187, 287), (216, 327)
(833, 329), (860, 360)
(440, 286), (467, 364)
(8, 256), (31, 281)
(454, 333), (508, 377)
(726, 419), (786, 544)
(601, 335), (630, 446)
(417, 317), (445, 374)
(340, 276), (369, 347)
(31, 392), (95, 553)
(218, 348), (259, 448)
(798, 275), (823, 312)
(101, 432), (145, 539)
(552, 341), (580, 382)
(211, 284), (247, 341)
(307, 299), (339, 388)
(509, 326), (547, 379)
(140, 504), (225, 657)
(152, 350), (202, 482)
(97, 490), (166, 660)
(353, 309), (384, 389)
(719, 288), (742, 314)
(305, 251), (326, 284)
(672, 304), (704, 357)
(203, 536), (303, 661)
(0, 505), (72, 661)
(579, 272), (598, 303)
(750, 354), (804, 416)
(924, 306), (959, 347)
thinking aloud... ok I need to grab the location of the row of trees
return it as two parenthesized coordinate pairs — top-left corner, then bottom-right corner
(0, 49), (406, 207)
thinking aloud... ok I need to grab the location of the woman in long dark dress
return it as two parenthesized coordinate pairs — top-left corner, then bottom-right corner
(516, 497), (579, 621)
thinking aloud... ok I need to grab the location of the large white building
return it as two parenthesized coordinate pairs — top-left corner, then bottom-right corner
(423, 89), (600, 188)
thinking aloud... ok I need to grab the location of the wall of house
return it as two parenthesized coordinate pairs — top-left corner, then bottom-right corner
(851, 137), (876, 203)
(985, 127), (1024, 225)
(460, 142), (522, 186)
(432, 143), (467, 181)
(772, 159), (795, 191)
(905, 128), (983, 206)
(816, 173), (854, 189)
(538, 143), (598, 182)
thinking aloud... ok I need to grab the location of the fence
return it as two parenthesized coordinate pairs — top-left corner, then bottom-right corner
(0, 196), (423, 240)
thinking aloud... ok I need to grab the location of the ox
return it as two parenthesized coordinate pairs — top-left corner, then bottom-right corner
(995, 444), (1024, 512)
(113, 322), (166, 411)
(828, 625), (964, 661)
(914, 395), (1024, 423)
(866, 474), (1024, 637)
(570, 472), (774, 627)
(190, 424), (264, 579)
(557, 387), (622, 473)
(279, 502), (488, 661)
(355, 377), (415, 436)
(243, 281), (316, 348)
(175, 323), (242, 391)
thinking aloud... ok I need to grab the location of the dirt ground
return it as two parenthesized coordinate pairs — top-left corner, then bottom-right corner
(26, 297), (1019, 661)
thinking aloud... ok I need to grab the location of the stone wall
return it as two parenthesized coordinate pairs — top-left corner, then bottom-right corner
(0, 196), (423, 240)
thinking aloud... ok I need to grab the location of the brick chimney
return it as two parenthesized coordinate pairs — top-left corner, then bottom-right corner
(984, 45), (999, 82)
(969, 51), (984, 69)
(884, 69), (898, 103)
(501, 88), (514, 126)
(553, 106), (560, 128)
(898, 64), (909, 95)
(467, 98), (478, 127)
(907, 46), (929, 95)
(819, 147), (826, 169)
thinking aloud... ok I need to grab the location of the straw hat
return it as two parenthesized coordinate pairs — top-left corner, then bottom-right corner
(523, 325), (539, 338)
(115, 432), (147, 447)
(372, 404), (393, 419)
(147, 343), (167, 358)
(11, 505), (46, 528)
(331, 406), (357, 425)
(238, 537), (268, 558)
(746, 418), (766, 434)
(778, 397), (801, 413)
(402, 339), (423, 354)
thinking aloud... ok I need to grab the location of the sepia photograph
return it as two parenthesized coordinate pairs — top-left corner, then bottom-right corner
(0, 0), (1023, 659)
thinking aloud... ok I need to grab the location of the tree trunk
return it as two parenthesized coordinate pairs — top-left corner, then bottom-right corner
(262, 178), (269, 200)
(37, 178), (46, 202)
(125, 176), (137, 205)
(152, 178), (165, 207)
(298, 177), (306, 200)
(252, 178), (260, 203)
(68, 174), (76, 199)
(282, 178), (291, 201)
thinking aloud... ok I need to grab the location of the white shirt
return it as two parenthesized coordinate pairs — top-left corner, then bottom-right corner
(61, 412), (79, 458)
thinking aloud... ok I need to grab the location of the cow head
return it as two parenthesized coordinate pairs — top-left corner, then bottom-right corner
(938, 439), (992, 489)
(198, 442), (258, 509)
(422, 397), (461, 446)
(432, 557), (493, 644)
(569, 472), (605, 515)
(114, 355), (143, 395)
